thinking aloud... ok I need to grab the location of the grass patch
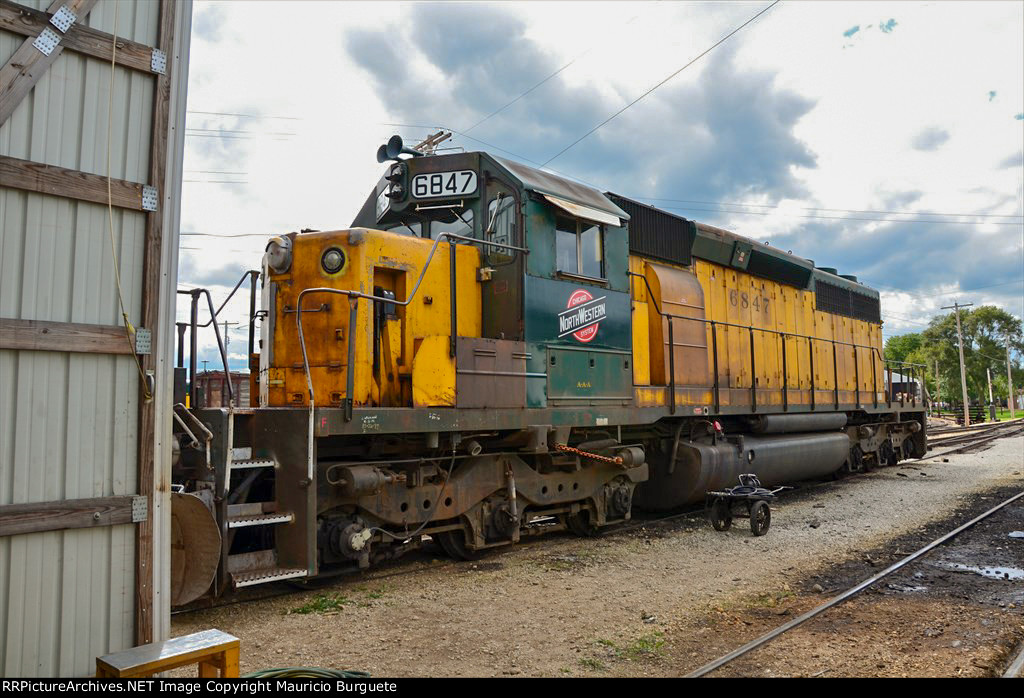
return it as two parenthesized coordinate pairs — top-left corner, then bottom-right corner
(366, 584), (390, 600)
(578, 657), (606, 671)
(288, 593), (351, 615)
(625, 632), (665, 658)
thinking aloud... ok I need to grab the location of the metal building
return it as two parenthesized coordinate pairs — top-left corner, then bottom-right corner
(193, 371), (251, 409)
(0, 0), (192, 677)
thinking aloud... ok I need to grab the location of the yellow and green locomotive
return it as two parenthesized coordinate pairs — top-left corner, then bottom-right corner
(170, 137), (926, 604)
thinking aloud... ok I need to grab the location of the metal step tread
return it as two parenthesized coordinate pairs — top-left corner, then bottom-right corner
(227, 512), (294, 528)
(229, 458), (277, 469)
(232, 566), (308, 588)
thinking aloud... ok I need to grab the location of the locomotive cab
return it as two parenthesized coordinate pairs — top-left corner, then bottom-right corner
(264, 149), (635, 413)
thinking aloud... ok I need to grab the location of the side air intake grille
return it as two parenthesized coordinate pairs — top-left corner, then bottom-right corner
(606, 193), (695, 266)
(815, 280), (881, 323)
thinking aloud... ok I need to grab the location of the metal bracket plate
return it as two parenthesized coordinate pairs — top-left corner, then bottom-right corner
(131, 495), (148, 523)
(49, 5), (77, 33)
(32, 27), (61, 56)
(135, 327), (152, 355)
(151, 48), (167, 75)
(141, 185), (158, 212)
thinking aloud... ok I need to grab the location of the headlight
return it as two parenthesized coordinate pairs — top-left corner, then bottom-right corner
(321, 247), (346, 274)
(265, 236), (292, 274)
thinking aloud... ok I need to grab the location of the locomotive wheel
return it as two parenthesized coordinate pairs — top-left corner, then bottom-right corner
(565, 510), (602, 537)
(749, 501), (770, 536)
(434, 530), (485, 561)
(709, 498), (732, 532)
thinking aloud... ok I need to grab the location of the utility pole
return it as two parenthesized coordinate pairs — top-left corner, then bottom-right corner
(986, 367), (994, 405)
(942, 302), (973, 426)
(1009, 340), (1016, 419)
(935, 359), (941, 415)
(222, 320), (239, 349)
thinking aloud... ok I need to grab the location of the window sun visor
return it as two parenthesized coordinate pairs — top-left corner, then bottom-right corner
(542, 194), (622, 227)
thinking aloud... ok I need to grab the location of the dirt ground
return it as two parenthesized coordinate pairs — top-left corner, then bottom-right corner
(171, 434), (1024, 677)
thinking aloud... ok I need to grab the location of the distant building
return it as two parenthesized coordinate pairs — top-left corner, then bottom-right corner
(193, 370), (251, 407)
(887, 371), (921, 401)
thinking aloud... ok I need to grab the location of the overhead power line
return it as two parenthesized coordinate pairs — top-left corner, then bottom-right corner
(635, 196), (1023, 220)
(188, 110), (302, 121)
(638, 201), (1024, 226)
(384, 122), (1021, 229)
(540, 1), (781, 167)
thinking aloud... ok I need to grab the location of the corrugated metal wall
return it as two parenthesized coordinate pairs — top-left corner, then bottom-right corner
(0, 0), (189, 677)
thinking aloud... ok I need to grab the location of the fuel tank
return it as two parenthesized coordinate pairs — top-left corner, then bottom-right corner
(633, 431), (850, 510)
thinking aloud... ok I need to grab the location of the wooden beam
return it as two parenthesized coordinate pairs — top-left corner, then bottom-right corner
(0, 0), (156, 75)
(0, 495), (141, 537)
(0, 317), (133, 355)
(0, 155), (147, 210)
(135, 0), (177, 648)
(0, 0), (98, 126)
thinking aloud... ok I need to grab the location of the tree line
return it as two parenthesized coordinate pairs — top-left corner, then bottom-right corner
(883, 305), (1023, 406)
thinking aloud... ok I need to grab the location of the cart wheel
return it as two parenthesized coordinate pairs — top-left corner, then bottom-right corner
(709, 498), (732, 531)
(749, 500), (771, 536)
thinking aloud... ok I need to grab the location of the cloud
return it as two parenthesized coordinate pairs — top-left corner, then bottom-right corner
(193, 4), (227, 43)
(911, 127), (950, 151)
(179, 260), (250, 290)
(997, 151), (1023, 169)
(843, 25), (861, 38)
(880, 18), (898, 33)
(343, 4), (817, 204)
(766, 217), (1024, 311)
(1016, 113), (1024, 120)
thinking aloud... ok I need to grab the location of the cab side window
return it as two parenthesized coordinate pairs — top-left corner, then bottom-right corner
(555, 216), (605, 280)
(486, 192), (517, 264)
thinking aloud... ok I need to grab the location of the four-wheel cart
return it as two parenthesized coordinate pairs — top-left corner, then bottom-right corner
(705, 474), (788, 536)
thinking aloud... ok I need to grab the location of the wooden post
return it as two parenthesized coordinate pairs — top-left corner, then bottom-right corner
(942, 302), (973, 427)
(135, 0), (177, 647)
(935, 359), (940, 415)
(1008, 341), (1016, 420)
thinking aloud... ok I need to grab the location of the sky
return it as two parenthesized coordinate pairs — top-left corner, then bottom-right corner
(176, 1), (1024, 372)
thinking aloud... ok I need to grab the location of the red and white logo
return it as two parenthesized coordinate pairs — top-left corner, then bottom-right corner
(558, 289), (607, 343)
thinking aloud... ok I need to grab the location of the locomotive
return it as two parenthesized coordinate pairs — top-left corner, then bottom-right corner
(169, 136), (927, 606)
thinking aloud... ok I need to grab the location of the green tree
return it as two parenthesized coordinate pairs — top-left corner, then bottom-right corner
(913, 305), (1023, 405)
(884, 333), (922, 363)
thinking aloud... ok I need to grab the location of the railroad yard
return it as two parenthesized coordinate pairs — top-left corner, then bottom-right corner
(172, 429), (1024, 678)
(3, 1), (1022, 682)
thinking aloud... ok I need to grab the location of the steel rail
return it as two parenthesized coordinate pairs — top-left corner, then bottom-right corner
(916, 422), (1024, 462)
(1003, 642), (1024, 678)
(687, 488), (1024, 677)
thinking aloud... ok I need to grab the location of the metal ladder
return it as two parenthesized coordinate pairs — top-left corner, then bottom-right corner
(221, 442), (308, 588)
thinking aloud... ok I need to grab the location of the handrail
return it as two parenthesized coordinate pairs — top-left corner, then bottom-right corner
(626, 270), (926, 410)
(176, 288), (235, 407)
(176, 270), (261, 409)
(296, 232), (529, 419)
(177, 270), (260, 328)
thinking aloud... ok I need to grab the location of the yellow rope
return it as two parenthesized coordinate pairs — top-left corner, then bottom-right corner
(106, 2), (151, 400)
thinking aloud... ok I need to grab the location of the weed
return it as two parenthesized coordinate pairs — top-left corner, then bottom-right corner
(288, 594), (351, 615)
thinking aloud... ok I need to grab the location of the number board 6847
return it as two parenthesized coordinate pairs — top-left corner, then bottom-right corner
(411, 170), (478, 199)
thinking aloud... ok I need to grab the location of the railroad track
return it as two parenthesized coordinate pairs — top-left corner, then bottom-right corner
(928, 419), (1022, 438)
(173, 422), (1024, 618)
(926, 420), (1024, 452)
(687, 488), (1024, 678)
